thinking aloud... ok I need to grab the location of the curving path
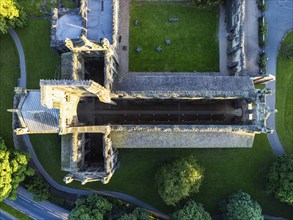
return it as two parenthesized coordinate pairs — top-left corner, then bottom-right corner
(0, 210), (17, 220)
(265, 0), (293, 156)
(8, 29), (169, 220)
(8, 28), (26, 88)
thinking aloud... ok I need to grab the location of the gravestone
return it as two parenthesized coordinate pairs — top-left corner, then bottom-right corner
(168, 18), (179, 22)
(134, 19), (139, 26)
(156, 46), (162, 53)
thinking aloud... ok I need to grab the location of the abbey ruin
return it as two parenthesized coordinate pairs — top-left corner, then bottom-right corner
(12, 0), (275, 184)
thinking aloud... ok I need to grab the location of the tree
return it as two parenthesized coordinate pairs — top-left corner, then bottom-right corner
(0, 0), (27, 34)
(155, 156), (204, 206)
(0, 138), (34, 201)
(172, 200), (211, 220)
(132, 208), (152, 220)
(69, 194), (112, 220)
(220, 192), (263, 220)
(266, 154), (293, 205)
(192, 0), (223, 7)
(119, 213), (137, 220)
(26, 176), (50, 201)
(117, 208), (152, 220)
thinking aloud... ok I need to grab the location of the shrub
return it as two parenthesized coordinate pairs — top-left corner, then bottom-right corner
(155, 156), (204, 206)
(257, 0), (267, 12)
(266, 154), (293, 205)
(172, 200), (211, 220)
(220, 192), (263, 220)
(69, 194), (112, 220)
(258, 52), (267, 73)
(0, 0), (27, 34)
(26, 176), (50, 202)
(258, 16), (268, 48)
(191, 0), (223, 7)
(0, 138), (34, 201)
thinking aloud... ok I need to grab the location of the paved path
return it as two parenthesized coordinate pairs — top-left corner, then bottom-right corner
(0, 210), (17, 220)
(265, 0), (293, 155)
(8, 28), (26, 88)
(218, 5), (228, 75)
(244, 0), (261, 73)
(118, 0), (130, 75)
(4, 186), (69, 220)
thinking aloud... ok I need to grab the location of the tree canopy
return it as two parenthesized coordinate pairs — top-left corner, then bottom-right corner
(115, 207), (153, 220)
(26, 176), (50, 202)
(155, 155), (204, 206)
(220, 192), (263, 220)
(172, 200), (211, 220)
(69, 194), (112, 220)
(0, 138), (34, 201)
(266, 154), (293, 205)
(0, 0), (27, 34)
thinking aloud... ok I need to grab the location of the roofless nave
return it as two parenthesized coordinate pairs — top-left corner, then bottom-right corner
(11, 0), (275, 184)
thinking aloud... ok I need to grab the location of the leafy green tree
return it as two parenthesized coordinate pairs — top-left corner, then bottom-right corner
(119, 213), (137, 220)
(26, 176), (50, 201)
(266, 154), (293, 205)
(132, 208), (152, 220)
(220, 192), (263, 220)
(155, 156), (204, 206)
(0, 138), (34, 201)
(172, 200), (211, 220)
(0, 0), (27, 34)
(192, 0), (223, 7)
(69, 194), (112, 220)
(118, 208), (153, 220)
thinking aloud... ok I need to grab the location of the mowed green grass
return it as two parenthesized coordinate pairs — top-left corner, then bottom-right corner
(276, 31), (293, 154)
(17, 19), (60, 89)
(0, 19), (60, 148)
(18, 0), (58, 16)
(129, 2), (219, 72)
(0, 202), (32, 220)
(0, 33), (19, 147)
(30, 134), (293, 218)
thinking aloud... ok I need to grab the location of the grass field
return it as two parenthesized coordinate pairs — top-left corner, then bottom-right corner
(17, 19), (60, 89)
(276, 31), (293, 154)
(18, 0), (77, 16)
(0, 33), (19, 147)
(18, 0), (57, 16)
(30, 134), (292, 218)
(129, 2), (219, 72)
(0, 202), (32, 220)
(0, 19), (60, 148)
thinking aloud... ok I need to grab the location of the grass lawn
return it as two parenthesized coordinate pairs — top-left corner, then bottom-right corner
(0, 202), (32, 220)
(17, 19), (60, 89)
(0, 18), (60, 148)
(129, 2), (219, 72)
(276, 31), (293, 154)
(18, 0), (77, 16)
(30, 134), (292, 218)
(18, 0), (58, 16)
(0, 33), (19, 147)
